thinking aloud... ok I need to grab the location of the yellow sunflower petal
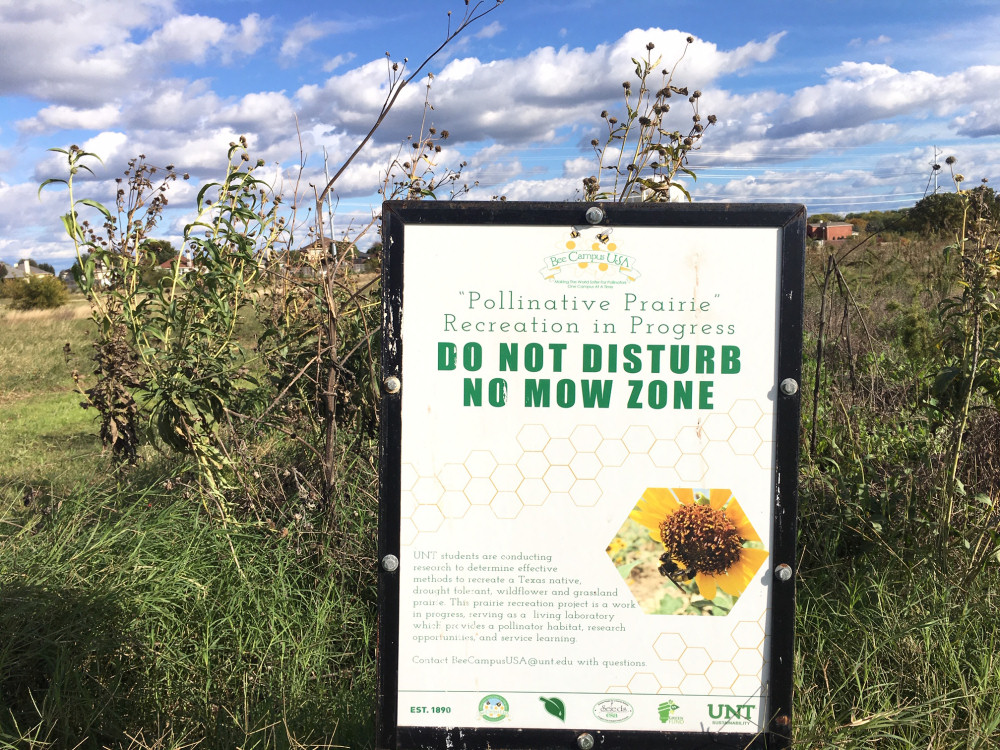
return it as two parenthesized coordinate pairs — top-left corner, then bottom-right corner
(738, 547), (770, 575)
(629, 514), (663, 542)
(671, 487), (695, 506)
(713, 566), (752, 597)
(629, 488), (680, 538)
(695, 572), (717, 601)
(709, 488), (732, 509)
(724, 498), (761, 542)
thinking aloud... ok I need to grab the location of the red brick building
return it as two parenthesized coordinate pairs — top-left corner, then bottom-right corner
(807, 222), (854, 242)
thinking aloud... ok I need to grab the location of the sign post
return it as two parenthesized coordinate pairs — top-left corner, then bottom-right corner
(377, 202), (805, 750)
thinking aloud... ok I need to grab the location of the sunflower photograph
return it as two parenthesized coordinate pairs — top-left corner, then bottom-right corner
(606, 487), (769, 615)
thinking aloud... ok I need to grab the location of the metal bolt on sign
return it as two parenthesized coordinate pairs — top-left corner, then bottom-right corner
(779, 378), (798, 396)
(577, 733), (595, 750)
(775, 563), (793, 581)
(584, 206), (604, 225)
(381, 554), (399, 572)
(384, 376), (401, 394)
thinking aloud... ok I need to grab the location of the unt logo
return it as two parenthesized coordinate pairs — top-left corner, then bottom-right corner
(708, 703), (755, 721)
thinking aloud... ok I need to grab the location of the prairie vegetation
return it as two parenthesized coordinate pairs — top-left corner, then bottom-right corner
(2, 14), (1000, 747)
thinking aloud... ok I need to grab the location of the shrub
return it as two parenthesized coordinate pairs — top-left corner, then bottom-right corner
(1, 275), (69, 309)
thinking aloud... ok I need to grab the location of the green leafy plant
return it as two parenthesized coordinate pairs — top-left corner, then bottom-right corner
(930, 161), (1000, 548)
(42, 142), (283, 498)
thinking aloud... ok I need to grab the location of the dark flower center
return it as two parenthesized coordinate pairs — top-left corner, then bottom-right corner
(659, 504), (743, 576)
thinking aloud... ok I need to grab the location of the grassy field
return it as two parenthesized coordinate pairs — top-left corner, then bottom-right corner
(0, 300), (102, 506)
(2, 226), (1000, 750)
(0, 297), (378, 750)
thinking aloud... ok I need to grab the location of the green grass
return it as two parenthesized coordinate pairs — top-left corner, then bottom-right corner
(794, 550), (1000, 748)
(0, 302), (378, 749)
(792, 230), (1000, 749)
(0, 300), (104, 506)
(0, 487), (376, 749)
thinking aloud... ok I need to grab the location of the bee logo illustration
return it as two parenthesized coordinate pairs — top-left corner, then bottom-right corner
(478, 694), (509, 722)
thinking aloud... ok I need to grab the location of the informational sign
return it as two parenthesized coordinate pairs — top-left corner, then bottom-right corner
(378, 202), (804, 750)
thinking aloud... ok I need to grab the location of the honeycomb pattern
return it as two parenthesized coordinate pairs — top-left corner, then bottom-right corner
(398, 399), (775, 542)
(399, 400), (775, 699)
(609, 610), (769, 696)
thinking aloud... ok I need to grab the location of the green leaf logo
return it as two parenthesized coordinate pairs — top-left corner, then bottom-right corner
(540, 696), (566, 721)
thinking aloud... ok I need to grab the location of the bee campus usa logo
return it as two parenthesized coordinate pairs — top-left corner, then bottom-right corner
(478, 694), (509, 722)
(539, 231), (641, 289)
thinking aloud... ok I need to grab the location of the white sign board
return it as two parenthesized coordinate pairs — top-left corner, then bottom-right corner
(378, 203), (804, 750)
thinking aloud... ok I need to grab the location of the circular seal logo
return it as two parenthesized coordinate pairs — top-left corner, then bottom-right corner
(478, 694), (509, 722)
(592, 698), (634, 723)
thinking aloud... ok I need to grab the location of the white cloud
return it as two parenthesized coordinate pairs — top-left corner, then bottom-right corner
(280, 18), (351, 62)
(323, 52), (357, 73)
(18, 104), (122, 135)
(6, 10), (1000, 262)
(145, 15), (229, 63)
(0, 2), (266, 107)
(474, 21), (504, 39)
(293, 27), (785, 149)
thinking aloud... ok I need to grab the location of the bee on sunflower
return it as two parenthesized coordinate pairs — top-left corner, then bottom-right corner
(630, 487), (768, 602)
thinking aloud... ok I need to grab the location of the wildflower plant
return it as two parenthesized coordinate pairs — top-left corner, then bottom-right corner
(43, 141), (285, 498)
(379, 75), (475, 201)
(584, 37), (716, 203)
(932, 159), (1000, 548)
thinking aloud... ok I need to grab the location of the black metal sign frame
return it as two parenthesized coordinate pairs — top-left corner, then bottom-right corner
(377, 201), (805, 750)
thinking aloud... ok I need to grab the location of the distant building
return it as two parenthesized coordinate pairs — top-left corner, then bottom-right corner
(4, 259), (54, 279)
(807, 222), (854, 242)
(157, 255), (196, 274)
(270, 237), (367, 276)
(58, 269), (79, 291)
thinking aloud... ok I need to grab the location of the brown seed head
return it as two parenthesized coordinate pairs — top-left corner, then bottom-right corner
(658, 503), (743, 576)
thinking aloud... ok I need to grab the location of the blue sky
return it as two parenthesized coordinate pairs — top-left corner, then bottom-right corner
(2, 0), (1000, 269)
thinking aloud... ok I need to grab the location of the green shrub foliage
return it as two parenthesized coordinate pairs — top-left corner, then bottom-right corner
(1, 275), (69, 309)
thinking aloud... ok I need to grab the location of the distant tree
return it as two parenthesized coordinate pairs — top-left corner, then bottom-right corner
(848, 217), (868, 235)
(1, 276), (69, 309)
(907, 192), (966, 235)
(364, 242), (383, 272)
(845, 209), (910, 235)
(0, 263), (6, 280)
(807, 213), (844, 224)
(908, 186), (999, 235)
(141, 239), (178, 266)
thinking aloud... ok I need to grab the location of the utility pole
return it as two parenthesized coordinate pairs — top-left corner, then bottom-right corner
(931, 145), (940, 194)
